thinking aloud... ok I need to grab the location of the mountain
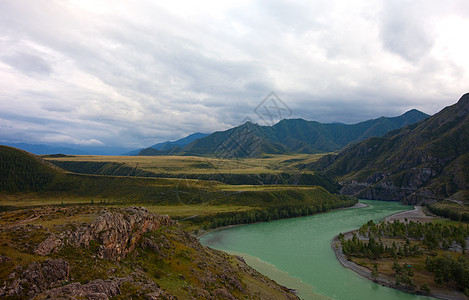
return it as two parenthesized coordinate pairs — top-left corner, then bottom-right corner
(140, 109), (429, 158)
(0, 143), (136, 155)
(309, 93), (469, 204)
(0, 143), (88, 155)
(181, 122), (286, 158)
(131, 132), (209, 156)
(151, 132), (209, 150)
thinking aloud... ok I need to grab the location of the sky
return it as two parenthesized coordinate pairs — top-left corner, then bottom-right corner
(1, 0), (468, 150)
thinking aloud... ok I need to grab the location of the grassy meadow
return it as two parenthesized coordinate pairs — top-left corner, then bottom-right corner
(44, 153), (326, 174)
(1, 146), (356, 232)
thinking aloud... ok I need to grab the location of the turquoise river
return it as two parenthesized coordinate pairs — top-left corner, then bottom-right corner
(200, 200), (433, 300)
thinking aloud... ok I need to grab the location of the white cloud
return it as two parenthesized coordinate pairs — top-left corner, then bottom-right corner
(0, 0), (468, 149)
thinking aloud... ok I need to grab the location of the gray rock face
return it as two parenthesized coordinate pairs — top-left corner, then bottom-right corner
(42, 279), (120, 299)
(1, 207), (177, 298)
(1, 258), (69, 297)
(34, 233), (62, 255)
(68, 207), (173, 261)
(1, 206), (300, 299)
(34, 207), (174, 261)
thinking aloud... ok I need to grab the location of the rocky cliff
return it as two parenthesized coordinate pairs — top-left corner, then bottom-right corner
(0, 206), (298, 299)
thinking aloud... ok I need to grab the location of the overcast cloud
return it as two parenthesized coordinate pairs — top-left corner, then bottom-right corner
(0, 0), (468, 149)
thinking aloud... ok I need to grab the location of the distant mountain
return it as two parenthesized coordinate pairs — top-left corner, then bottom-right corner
(0, 143), (137, 156)
(133, 132), (209, 156)
(123, 148), (145, 156)
(151, 132), (209, 150)
(309, 93), (469, 204)
(0, 143), (88, 155)
(140, 109), (429, 157)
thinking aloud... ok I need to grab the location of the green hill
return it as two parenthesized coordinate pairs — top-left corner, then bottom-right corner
(309, 93), (469, 204)
(0, 146), (355, 226)
(0, 146), (62, 192)
(138, 110), (429, 158)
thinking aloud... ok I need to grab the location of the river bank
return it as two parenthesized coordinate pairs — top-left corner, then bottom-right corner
(331, 232), (427, 296)
(196, 201), (366, 239)
(201, 200), (429, 300)
(331, 206), (467, 300)
(383, 206), (434, 223)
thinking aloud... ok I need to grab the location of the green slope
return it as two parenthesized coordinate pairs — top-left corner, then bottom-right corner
(48, 159), (340, 193)
(310, 93), (469, 204)
(0, 146), (354, 227)
(0, 146), (61, 192)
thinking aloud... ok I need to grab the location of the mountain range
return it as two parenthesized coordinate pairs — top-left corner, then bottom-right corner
(0, 143), (135, 156)
(1, 110), (428, 157)
(137, 109), (429, 157)
(309, 93), (469, 204)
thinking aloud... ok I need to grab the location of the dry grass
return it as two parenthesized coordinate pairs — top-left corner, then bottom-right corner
(0, 193), (96, 207)
(218, 184), (324, 192)
(131, 204), (253, 218)
(45, 153), (327, 175)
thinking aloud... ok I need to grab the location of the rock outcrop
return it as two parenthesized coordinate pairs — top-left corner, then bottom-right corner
(42, 279), (121, 299)
(34, 207), (174, 260)
(1, 206), (298, 299)
(34, 233), (62, 256)
(67, 207), (174, 260)
(1, 259), (69, 297)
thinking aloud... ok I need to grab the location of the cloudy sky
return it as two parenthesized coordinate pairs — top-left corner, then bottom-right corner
(1, 0), (468, 150)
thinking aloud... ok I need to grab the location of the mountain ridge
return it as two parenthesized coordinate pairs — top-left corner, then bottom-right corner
(138, 109), (429, 158)
(309, 93), (469, 204)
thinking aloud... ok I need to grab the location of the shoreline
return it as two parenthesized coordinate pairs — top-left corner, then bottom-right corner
(331, 231), (425, 296)
(383, 205), (434, 223)
(331, 206), (466, 300)
(196, 201), (366, 239)
(197, 202), (368, 299)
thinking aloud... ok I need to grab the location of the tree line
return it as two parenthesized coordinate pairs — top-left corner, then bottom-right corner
(192, 199), (357, 229)
(357, 219), (469, 251)
(427, 204), (469, 223)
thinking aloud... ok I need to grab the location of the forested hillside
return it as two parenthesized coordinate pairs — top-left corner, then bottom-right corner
(0, 146), (61, 191)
